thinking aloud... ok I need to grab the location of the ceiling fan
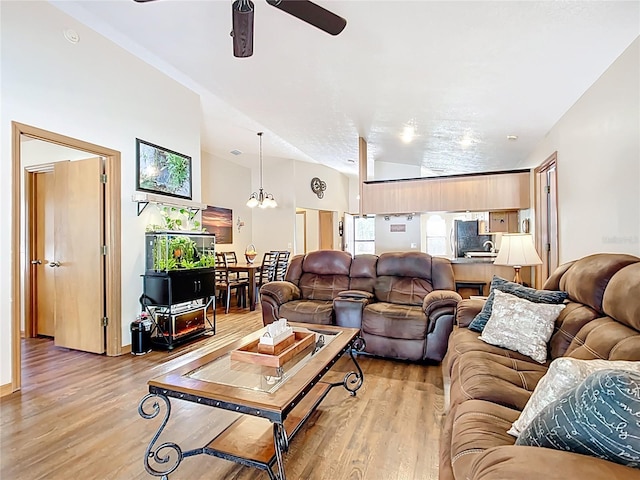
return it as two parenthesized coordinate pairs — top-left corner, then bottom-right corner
(133, 0), (347, 58)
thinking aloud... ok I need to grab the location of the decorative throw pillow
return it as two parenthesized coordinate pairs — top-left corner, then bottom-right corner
(468, 276), (568, 332)
(508, 358), (640, 437)
(478, 289), (565, 363)
(517, 369), (640, 469)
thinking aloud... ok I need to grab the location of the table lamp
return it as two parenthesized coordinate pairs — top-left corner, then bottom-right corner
(493, 233), (542, 284)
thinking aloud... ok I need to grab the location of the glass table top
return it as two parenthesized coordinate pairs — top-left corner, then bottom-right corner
(186, 327), (342, 394)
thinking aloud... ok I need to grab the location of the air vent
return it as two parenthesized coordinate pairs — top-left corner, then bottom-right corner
(230, 149), (242, 156)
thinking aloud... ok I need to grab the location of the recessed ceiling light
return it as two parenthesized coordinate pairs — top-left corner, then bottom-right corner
(401, 125), (415, 143)
(507, 135), (518, 141)
(460, 135), (474, 148)
(230, 149), (242, 155)
(63, 28), (80, 44)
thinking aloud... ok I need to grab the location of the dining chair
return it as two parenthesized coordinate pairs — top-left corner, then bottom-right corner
(274, 251), (291, 281)
(257, 251), (279, 289)
(221, 251), (248, 281)
(215, 253), (249, 313)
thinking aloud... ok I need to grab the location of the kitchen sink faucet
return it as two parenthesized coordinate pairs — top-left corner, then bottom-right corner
(483, 240), (495, 253)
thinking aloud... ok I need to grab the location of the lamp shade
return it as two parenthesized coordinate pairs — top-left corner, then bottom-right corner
(493, 234), (542, 267)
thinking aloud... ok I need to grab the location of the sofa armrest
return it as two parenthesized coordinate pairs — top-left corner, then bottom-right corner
(468, 445), (640, 480)
(456, 298), (486, 328)
(335, 290), (375, 300)
(260, 281), (301, 306)
(333, 291), (374, 329)
(423, 290), (462, 317)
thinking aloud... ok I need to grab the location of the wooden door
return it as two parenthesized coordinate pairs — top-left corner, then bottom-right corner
(319, 210), (334, 250)
(53, 158), (105, 353)
(33, 172), (56, 336)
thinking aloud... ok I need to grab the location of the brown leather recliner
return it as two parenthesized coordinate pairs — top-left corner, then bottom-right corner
(260, 250), (353, 325)
(261, 250), (461, 362)
(345, 252), (461, 362)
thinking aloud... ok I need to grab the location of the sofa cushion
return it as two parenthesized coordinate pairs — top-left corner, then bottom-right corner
(479, 290), (565, 363)
(298, 272), (350, 301)
(602, 262), (640, 331)
(444, 327), (542, 377)
(362, 303), (427, 340)
(450, 350), (547, 411)
(278, 300), (334, 325)
(564, 316), (640, 361)
(373, 252), (435, 305)
(468, 445), (640, 480)
(548, 301), (602, 359)
(558, 253), (639, 314)
(509, 357), (640, 437)
(374, 276), (433, 305)
(451, 400), (519, 480)
(469, 276), (568, 332)
(517, 369), (640, 469)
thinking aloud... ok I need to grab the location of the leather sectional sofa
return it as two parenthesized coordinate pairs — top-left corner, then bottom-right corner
(440, 253), (640, 480)
(260, 250), (461, 362)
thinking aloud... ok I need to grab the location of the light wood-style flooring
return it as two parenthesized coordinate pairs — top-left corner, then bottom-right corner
(1, 307), (444, 480)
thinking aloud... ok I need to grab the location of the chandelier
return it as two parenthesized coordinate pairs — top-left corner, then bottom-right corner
(246, 132), (277, 208)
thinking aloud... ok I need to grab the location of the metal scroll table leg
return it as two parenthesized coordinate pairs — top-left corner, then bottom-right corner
(272, 422), (289, 480)
(138, 393), (183, 479)
(332, 336), (366, 396)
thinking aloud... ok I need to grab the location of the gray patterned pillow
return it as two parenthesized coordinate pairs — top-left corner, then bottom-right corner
(508, 358), (640, 437)
(478, 289), (565, 363)
(517, 369), (640, 469)
(468, 275), (568, 332)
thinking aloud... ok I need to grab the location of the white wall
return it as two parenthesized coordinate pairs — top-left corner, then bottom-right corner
(375, 214), (422, 254)
(201, 151), (254, 255)
(1, 1), (201, 385)
(524, 37), (640, 262)
(374, 160), (421, 180)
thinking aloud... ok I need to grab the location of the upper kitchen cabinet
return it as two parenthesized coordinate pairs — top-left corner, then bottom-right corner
(489, 210), (520, 233)
(361, 170), (530, 214)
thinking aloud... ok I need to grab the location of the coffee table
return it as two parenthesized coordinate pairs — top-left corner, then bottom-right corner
(138, 323), (365, 479)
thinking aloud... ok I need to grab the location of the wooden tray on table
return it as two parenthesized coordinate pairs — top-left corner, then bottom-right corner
(230, 331), (315, 368)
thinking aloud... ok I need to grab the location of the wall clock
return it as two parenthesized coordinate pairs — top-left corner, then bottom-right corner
(310, 177), (327, 198)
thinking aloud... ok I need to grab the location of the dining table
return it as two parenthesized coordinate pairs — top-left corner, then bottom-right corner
(223, 263), (262, 311)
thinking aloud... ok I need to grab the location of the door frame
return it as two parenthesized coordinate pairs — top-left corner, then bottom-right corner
(11, 121), (122, 393)
(533, 151), (559, 288)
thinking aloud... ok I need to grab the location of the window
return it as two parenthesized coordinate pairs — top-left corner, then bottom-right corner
(354, 215), (375, 254)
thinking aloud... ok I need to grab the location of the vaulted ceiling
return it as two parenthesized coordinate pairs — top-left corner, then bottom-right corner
(53, 0), (640, 177)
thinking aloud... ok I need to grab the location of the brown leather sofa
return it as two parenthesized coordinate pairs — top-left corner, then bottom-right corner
(440, 253), (640, 480)
(260, 250), (461, 362)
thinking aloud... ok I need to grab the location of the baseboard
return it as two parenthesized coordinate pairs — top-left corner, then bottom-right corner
(121, 344), (132, 354)
(0, 382), (15, 398)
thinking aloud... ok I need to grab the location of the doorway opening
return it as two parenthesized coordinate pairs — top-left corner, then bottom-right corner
(10, 122), (122, 393)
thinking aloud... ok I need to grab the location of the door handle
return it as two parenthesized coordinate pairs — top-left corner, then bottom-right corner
(31, 259), (42, 265)
(49, 261), (61, 268)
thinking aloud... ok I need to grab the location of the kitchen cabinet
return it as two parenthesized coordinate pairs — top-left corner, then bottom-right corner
(489, 210), (519, 233)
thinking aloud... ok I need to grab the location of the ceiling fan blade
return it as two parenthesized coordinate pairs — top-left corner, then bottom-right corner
(266, 0), (346, 36)
(232, 0), (255, 58)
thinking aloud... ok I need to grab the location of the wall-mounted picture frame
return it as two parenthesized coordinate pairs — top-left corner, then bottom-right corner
(136, 138), (192, 199)
(202, 206), (233, 244)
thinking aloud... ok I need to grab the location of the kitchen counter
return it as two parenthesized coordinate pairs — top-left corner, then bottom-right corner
(448, 257), (496, 264)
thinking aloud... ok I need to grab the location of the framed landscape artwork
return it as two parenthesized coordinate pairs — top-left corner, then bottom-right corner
(136, 138), (192, 199)
(202, 206), (233, 244)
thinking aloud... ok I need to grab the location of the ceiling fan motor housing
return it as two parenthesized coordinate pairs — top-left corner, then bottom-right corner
(232, 0), (255, 57)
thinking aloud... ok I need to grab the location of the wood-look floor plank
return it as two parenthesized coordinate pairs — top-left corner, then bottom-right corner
(1, 305), (444, 480)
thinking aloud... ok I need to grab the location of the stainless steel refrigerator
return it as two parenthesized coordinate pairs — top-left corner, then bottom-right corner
(453, 220), (492, 257)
